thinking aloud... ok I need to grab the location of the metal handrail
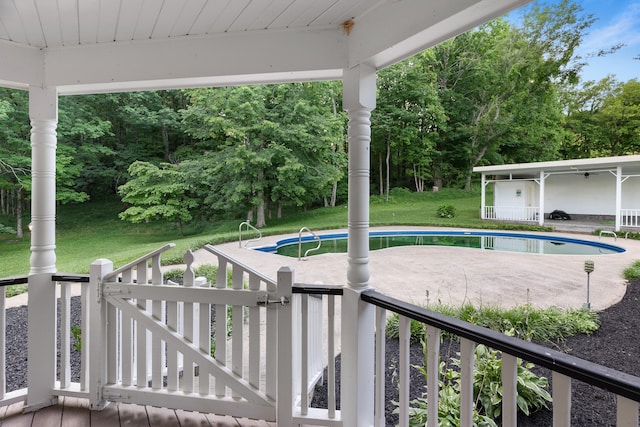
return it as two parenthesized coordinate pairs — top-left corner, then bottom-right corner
(238, 221), (262, 248)
(298, 227), (321, 260)
(599, 230), (617, 240)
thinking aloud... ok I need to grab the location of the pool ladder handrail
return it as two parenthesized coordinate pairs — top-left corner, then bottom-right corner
(239, 221), (262, 248)
(298, 227), (321, 260)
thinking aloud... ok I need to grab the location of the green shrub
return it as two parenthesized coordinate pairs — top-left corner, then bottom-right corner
(385, 302), (599, 345)
(402, 343), (550, 425)
(623, 260), (640, 280)
(437, 204), (456, 218)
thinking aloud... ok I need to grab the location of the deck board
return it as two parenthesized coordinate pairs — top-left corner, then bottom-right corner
(0, 399), (272, 427)
(90, 402), (121, 427)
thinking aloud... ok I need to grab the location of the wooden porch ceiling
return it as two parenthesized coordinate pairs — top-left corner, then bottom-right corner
(0, 0), (532, 94)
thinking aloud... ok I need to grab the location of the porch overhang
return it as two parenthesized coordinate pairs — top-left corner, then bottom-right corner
(0, 0), (531, 94)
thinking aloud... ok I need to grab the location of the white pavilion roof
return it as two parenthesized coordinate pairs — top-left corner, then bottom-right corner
(0, 0), (530, 94)
(474, 155), (640, 177)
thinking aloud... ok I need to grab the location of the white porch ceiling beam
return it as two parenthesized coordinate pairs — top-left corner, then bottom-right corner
(348, 0), (532, 70)
(0, 41), (43, 89)
(43, 28), (347, 94)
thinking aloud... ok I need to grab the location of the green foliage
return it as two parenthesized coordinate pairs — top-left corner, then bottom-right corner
(386, 302), (599, 345)
(403, 343), (550, 425)
(623, 260), (640, 281)
(436, 204), (456, 218)
(118, 161), (199, 236)
(71, 325), (82, 352)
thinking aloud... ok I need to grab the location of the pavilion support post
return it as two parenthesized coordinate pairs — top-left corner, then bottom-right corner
(615, 166), (622, 231)
(481, 173), (486, 219)
(341, 64), (376, 427)
(538, 170), (545, 226)
(26, 86), (58, 412)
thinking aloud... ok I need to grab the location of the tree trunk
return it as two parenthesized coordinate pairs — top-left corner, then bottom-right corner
(277, 203), (282, 219)
(379, 152), (384, 196)
(330, 181), (337, 207)
(16, 188), (23, 239)
(385, 133), (391, 202)
(255, 198), (266, 228)
(255, 167), (267, 227)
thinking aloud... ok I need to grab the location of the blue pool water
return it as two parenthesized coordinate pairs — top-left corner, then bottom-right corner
(255, 230), (625, 257)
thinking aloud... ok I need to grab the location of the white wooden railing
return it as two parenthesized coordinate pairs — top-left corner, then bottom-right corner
(621, 209), (640, 228)
(484, 206), (540, 222)
(361, 290), (640, 427)
(0, 277), (29, 407)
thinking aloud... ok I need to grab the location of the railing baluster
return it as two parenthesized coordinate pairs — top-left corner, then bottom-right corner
(136, 261), (148, 388)
(198, 277), (211, 395)
(426, 325), (440, 427)
(151, 254), (163, 390)
(183, 252), (195, 394)
(374, 306), (386, 427)
(399, 315), (410, 427)
(121, 269), (133, 387)
(460, 338), (475, 427)
(501, 353), (518, 427)
(215, 258), (228, 397)
(300, 294), (309, 415)
(617, 395), (639, 426)
(328, 294), (337, 419)
(231, 265), (244, 399)
(248, 274), (261, 389)
(552, 372), (571, 427)
(59, 282), (71, 389)
(80, 280), (90, 391)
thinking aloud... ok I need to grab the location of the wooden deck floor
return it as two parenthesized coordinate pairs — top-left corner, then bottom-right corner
(0, 397), (276, 427)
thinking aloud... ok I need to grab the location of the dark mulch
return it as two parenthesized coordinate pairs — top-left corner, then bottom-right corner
(312, 280), (640, 426)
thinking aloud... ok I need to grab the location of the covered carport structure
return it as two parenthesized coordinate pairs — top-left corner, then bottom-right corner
(474, 155), (640, 231)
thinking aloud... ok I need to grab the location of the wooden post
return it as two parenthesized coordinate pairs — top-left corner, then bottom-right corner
(89, 258), (113, 410)
(341, 63), (377, 427)
(276, 267), (294, 425)
(25, 86), (58, 412)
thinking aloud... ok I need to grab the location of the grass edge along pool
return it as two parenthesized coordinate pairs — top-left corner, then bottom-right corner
(254, 230), (625, 257)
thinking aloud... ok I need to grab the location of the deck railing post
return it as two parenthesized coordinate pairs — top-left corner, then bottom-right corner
(88, 258), (113, 410)
(276, 266), (294, 425)
(25, 273), (58, 412)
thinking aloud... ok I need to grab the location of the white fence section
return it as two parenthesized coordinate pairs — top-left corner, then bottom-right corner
(484, 206), (540, 222)
(363, 290), (640, 427)
(83, 243), (278, 420)
(0, 279), (29, 407)
(621, 209), (640, 228)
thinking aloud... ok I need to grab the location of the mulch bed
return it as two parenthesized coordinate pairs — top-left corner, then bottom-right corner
(312, 279), (640, 426)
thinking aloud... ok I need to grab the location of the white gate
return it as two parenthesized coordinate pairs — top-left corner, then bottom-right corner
(87, 244), (292, 421)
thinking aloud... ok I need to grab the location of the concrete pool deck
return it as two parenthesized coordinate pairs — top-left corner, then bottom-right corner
(197, 226), (640, 311)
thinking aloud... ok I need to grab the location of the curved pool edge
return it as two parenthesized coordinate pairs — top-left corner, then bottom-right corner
(252, 229), (626, 256)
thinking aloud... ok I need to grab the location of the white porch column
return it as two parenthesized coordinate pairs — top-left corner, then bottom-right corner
(615, 166), (622, 231)
(26, 86), (58, 411)
(539, 170), (545, 226)
(341, 64), (376, 427)
(481, 173), (486, 219)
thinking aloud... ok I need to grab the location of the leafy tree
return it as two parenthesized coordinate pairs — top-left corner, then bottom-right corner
(180, 83), (346, 227)
(372, 53), (444, 197)
(118, 161), (198, 236)
(596, 79), (640, 155)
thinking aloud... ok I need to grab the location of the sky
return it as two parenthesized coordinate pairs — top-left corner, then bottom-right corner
(512, 0), (640, 83)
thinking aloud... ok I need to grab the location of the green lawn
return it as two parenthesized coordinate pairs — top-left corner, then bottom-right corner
(1, 187), (548, 279)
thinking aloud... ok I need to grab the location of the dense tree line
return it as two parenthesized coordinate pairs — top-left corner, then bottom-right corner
(1, 0), (638, 234)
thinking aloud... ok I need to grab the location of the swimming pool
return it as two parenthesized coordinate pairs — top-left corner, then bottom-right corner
(255, 230), (625, 257)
